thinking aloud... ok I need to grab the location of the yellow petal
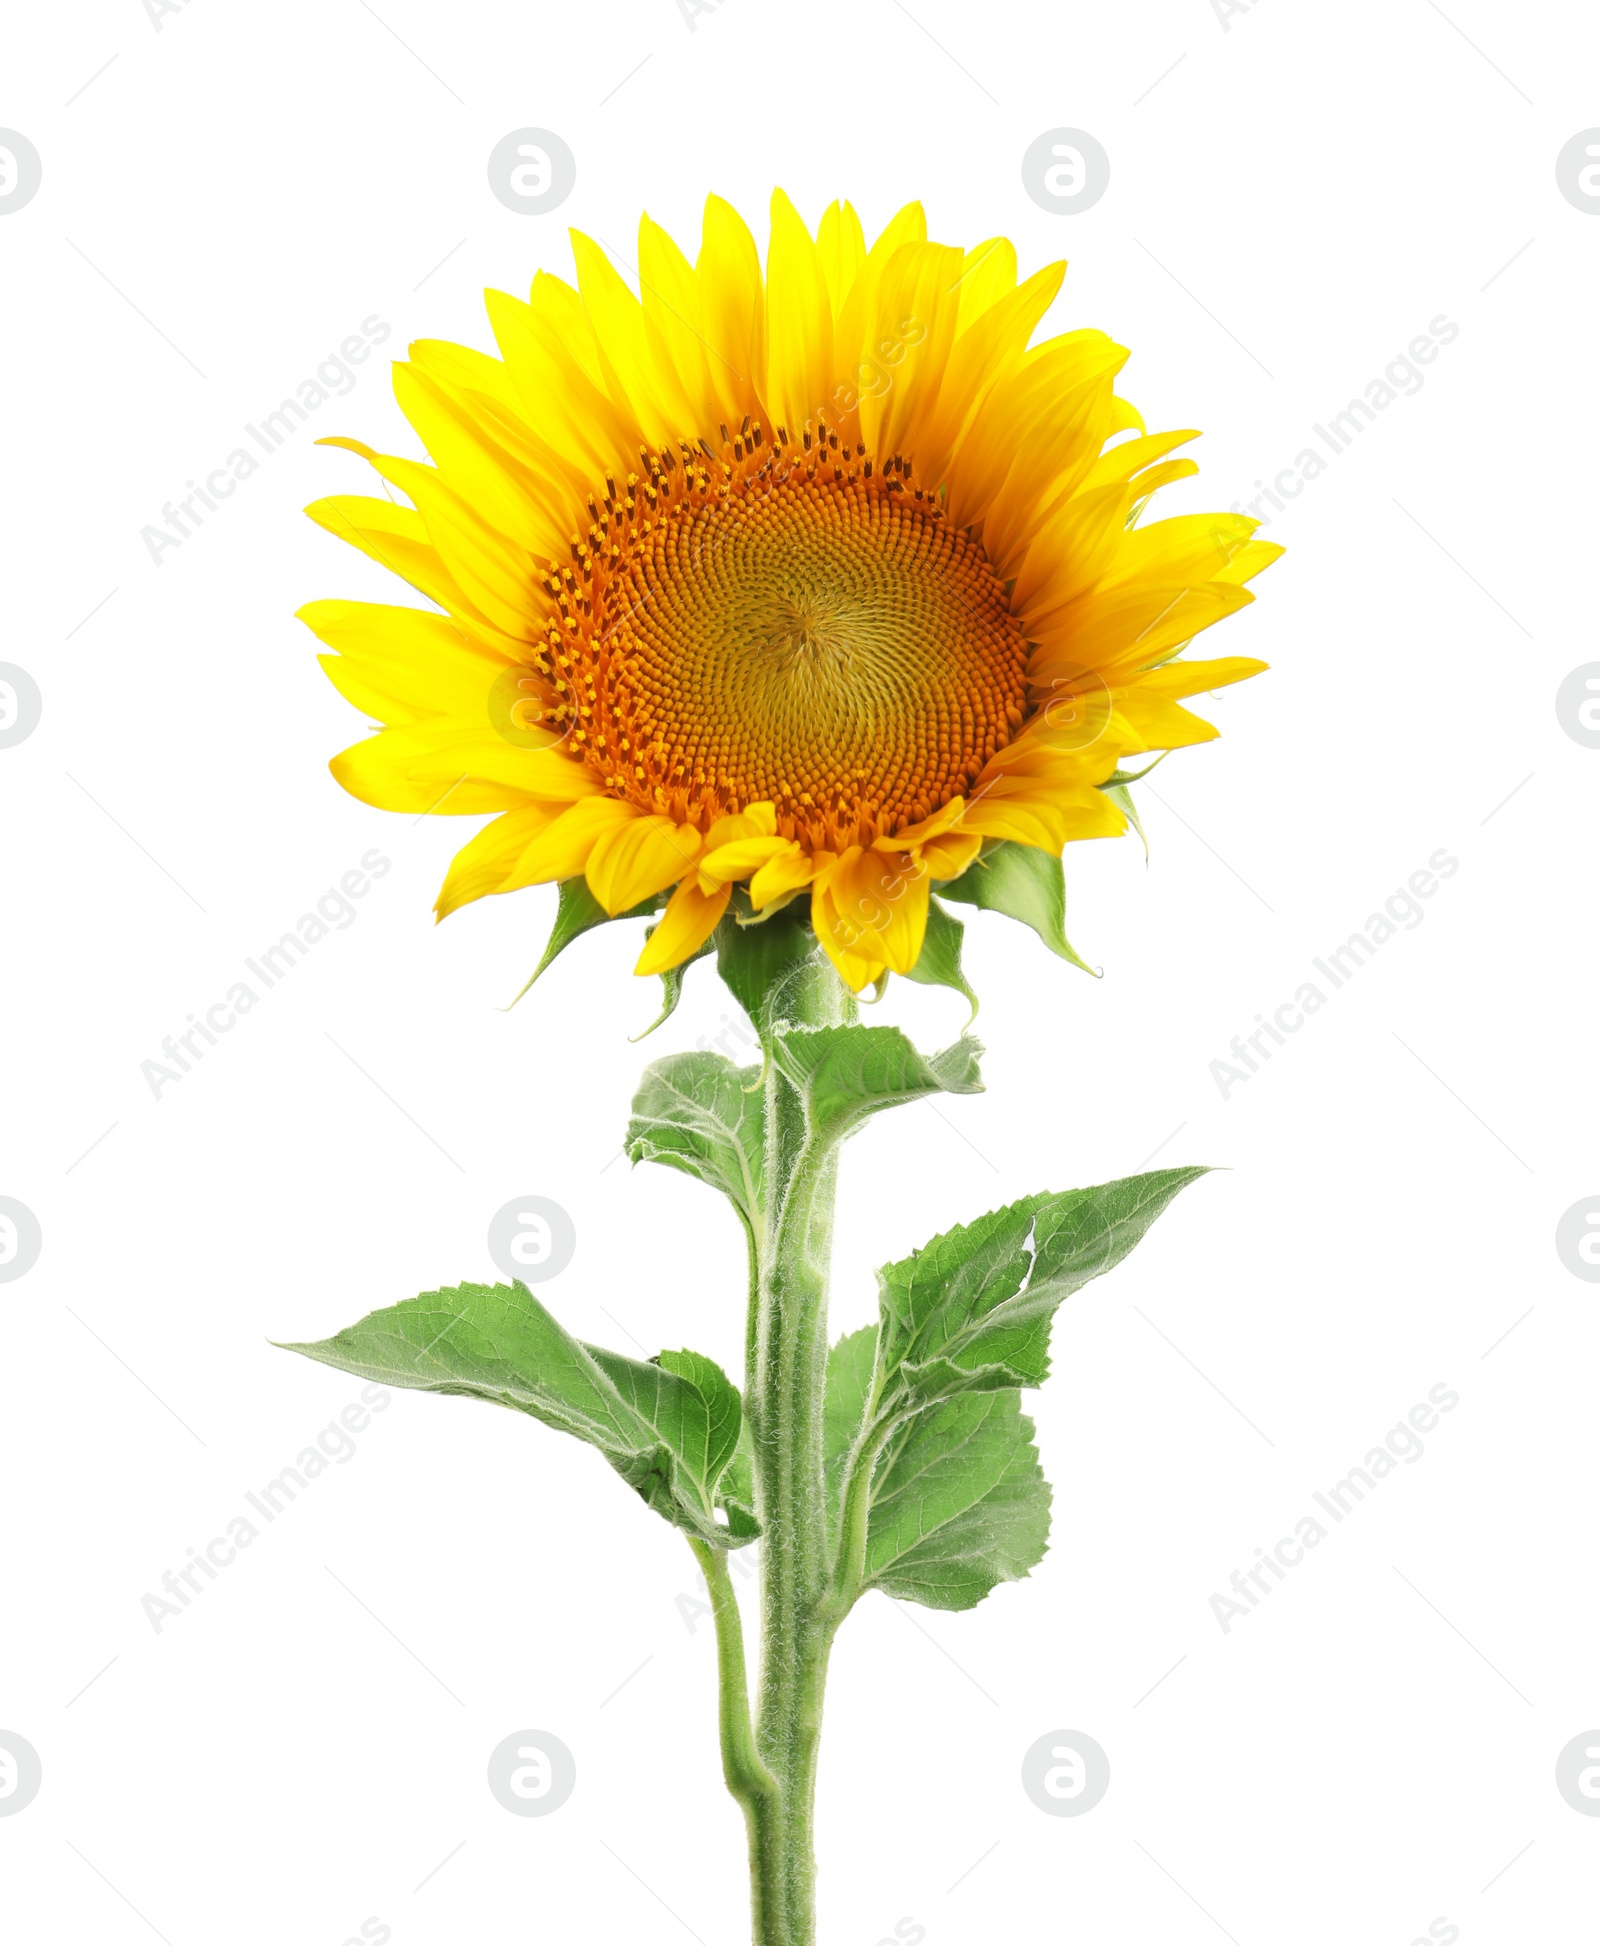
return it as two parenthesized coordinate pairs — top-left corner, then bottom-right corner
(330, 748), (510, 816)
(975, 368), (1129, 573)
(435, 804), (565, 918)
(1081, 429), (1199, 492)
(816, 200), (866, 320)
(834, 202), (927, 366)
(635, 877), (731, 976)
(766, 189), (834, 437)
(699, 833), (791, 887)
(571, 228), (696, 448)
(1107, 697), (1220, 753)
(814, 937), (885, 993)
(586, 814), (701, 914)
(1125, 458), (1199, 506)
(487, 282), (641, 483)
(830, 200), (929, 443)
(331, 723), (596, 816)
(964, 768), (1127, 851)
(954, 238), (1018, 331)
(1096, 513), (1259, 592)
(392, 362), (576, 560)
(638, 214), (719, 440)
(305, 495), (536, 665)
(1107, 392), (1146, 438)
(302, 600), (515, 727)
(409, 336), (528, 415)
(1211, 539), (1284, 586)
(915, 259), (1065, 488)
(946, 334), (1125, 538)
(984, 713), (1119, 777)
(525, 269), (607, 389)
(809, 863), (888, 992)
(812, 848), (930, 980)
(859, 241), (964, 464)
(1114, 694), (1212, 755)
(306, 496), (463, 616)
(320, 650), (554, 739)
(875, 865), (931, 974)
(868, 202), (928, 255)
(920, 831), (983, 880)
(1011, 481), (1136, 625)
(1104, 655), (1268, 753)
(499, 795), (639, 889)
(875, 798), (968, 849)
(317, 439), (543, 643)
(1028, 583), (1255, 688)
(749, 841), (817, 910)
(697, 194), (767, 429)
(813, 932), (886, 994)
(408, 337), (595, 509)
(702, 800), (777, 849)
(1133, 655), (1268, 699)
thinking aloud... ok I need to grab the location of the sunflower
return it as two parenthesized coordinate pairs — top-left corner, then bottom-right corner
(302, 192), (1279, 993)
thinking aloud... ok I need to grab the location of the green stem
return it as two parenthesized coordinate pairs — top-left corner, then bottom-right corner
(740, 952), (853, 1946)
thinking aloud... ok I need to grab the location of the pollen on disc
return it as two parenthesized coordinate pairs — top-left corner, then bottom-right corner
(541, 434), (1028, 849)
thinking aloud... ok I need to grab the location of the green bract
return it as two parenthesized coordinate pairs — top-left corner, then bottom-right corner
(511, 832), (1113, 1035)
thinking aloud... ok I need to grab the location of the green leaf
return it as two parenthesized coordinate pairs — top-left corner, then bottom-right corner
(510, 878), (663, 1006)
(623, 1050), (766, 1232)
(588, 1344), (748, 1528)
(862, 1391), (1051, 1609)
(901, 898), (979, 1018)
(715, 899), (821, 1032)
(939, 841), (1096, 975)
(277, 1281), (754, 1548)
(821, 1326), (1050, 1610)
(822, 1325), (878, 1551)
(876, 1168), (1210, 1413)
(715, 1415), (761, 1541)
(825, 1323), (1051, 1611)
(819, 1172), (1205, 1610)
(769, 1021), (983, 1146)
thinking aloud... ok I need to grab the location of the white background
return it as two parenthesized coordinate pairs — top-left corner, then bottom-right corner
(2, 1), (1596, 1941)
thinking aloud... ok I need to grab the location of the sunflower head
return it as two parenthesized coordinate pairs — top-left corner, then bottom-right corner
(302, 191), (1278, 1013)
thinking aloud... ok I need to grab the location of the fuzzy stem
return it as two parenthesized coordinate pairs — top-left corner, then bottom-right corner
(740, 953), (852, 1946)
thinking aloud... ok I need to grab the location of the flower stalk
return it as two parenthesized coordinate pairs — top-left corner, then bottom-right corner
(736, 953), (854, 1945)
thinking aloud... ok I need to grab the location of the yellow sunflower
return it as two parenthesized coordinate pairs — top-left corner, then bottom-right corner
(302, 192), (1279, 993)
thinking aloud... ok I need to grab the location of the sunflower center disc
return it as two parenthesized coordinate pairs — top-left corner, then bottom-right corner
(551, 456), (1028, 847)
